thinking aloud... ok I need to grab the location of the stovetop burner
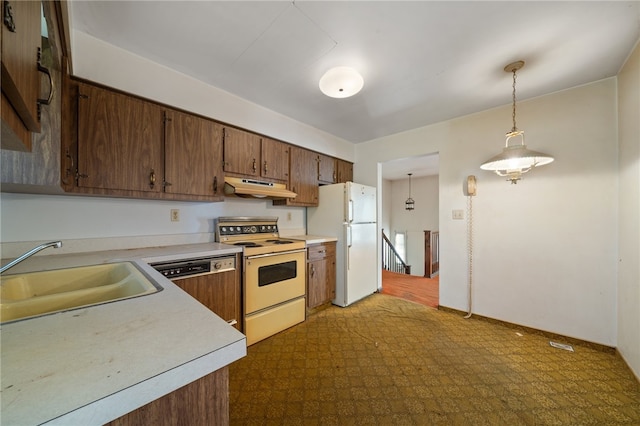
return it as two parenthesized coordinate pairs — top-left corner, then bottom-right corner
(266, 239), (294, 245)
(234, 242), (263, 247)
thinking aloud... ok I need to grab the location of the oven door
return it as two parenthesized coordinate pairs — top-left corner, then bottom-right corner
(244, 249), (306, 315)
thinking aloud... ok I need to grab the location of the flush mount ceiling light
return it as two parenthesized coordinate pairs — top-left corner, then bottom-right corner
(405, 173), (415, 210)
(319, 66), (364, 98)
(480, 61), (554, 184)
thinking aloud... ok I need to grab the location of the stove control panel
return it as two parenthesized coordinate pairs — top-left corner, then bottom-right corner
(218, 224), (278, 237)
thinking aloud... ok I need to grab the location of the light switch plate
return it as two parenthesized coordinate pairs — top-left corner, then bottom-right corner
(452, 209), (464, 220)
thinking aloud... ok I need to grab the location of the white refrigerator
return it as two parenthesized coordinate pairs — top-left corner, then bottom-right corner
(307, 182), (377, 307)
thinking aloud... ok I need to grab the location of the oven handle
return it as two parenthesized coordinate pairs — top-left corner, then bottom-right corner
(245, 248), (307, 260)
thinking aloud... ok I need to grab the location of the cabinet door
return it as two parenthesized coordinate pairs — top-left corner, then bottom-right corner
(336, 159), (353, 183)
(1, 0), (41, 133)
(261, 137), (289, 182)
(173, 268), (241, 331)
(287, 146), (318, 206)
(307, 242), (337, 309)
(307, 258), (328, 309)
(317, 154), (336, 184)
(223, 127), (260, 177)
(77, 83), (163, 192)
(164, 110), (224, 199)
(325, 252), (336, 301)
(1, 91), (31, 151)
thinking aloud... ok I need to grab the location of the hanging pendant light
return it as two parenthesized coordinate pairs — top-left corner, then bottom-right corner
(405, 173), (415, 210)
(480, 61), (554, 184)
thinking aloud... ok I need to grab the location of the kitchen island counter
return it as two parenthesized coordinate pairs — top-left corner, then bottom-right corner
(0, 243), (246, 425)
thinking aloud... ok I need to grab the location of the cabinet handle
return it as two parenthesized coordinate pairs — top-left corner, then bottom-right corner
(227, 319), (238, 326)
(252, 158), (257, 173)
(76, 171), (89, 182)
(263, 161), (268, 174)
(62, 152), (74, 185)
(3, 1), (15, 32)
(37, 48), (53, 105)
(213, 176), (218, 194)
(34, 48), (54, 122)
(310, 265), (315, 277)
(163, 180), (172, 188)
(318, 250), (326, 254)
(149, 169), (156, 189)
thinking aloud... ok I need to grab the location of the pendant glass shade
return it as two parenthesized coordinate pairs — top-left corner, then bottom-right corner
(481, 131), (554, 184)
(319, 67), (364, 98)
(405, 173), (415, 210)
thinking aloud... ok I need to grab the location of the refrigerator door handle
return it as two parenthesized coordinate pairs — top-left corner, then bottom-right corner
(347, 227), (352, 270)
(348, 199), (353, 223)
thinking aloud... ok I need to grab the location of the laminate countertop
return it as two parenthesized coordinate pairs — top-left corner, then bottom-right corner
(0, 243), (246, 425)
(288, 235), (338, 245)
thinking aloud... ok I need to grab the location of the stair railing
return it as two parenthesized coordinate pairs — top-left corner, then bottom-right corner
(382, 231), (411, 274)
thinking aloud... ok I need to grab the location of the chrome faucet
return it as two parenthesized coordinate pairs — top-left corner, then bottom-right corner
(0, 241), (62, 275)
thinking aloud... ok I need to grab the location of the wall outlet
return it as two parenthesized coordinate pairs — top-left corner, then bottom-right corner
(287, 212), (292, 221)
(170, 209), (180, 222)
(452, 209), (464, 220)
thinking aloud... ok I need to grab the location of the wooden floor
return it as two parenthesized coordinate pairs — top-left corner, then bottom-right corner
(380, 269), (439, 308)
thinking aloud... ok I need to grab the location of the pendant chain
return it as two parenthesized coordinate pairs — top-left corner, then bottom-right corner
(511, 69), (518, 133)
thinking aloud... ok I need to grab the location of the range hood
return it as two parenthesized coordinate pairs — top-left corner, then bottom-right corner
(224, 177), (297, 199)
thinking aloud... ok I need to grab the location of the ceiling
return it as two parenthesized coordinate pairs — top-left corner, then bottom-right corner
(69, 1), (639, 180)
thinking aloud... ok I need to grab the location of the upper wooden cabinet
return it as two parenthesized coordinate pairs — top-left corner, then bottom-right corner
(1, 0), (42, 150)
(261, 137), (289, 182)
(76, 82), (164, 193)
(164, 109), (224, 200)
(223, 128), (290, 182)
(336, 159), (353, 183)
(59, 78), (349, 204)
(62, 80), (225, 202)
(222, 127), (260, 177)
(274, 145), (318, 207)
(317, 153), (336, 185)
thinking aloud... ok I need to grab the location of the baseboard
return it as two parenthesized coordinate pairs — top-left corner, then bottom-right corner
(437, 305), (616, 354)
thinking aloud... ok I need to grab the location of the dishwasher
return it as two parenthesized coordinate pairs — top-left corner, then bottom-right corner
(150, 255), (242, 331)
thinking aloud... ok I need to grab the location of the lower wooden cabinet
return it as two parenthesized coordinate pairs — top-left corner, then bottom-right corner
(306, 241), (336, 311)
(106, 366), (229, 426)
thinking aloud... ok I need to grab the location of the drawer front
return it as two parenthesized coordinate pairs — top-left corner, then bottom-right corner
(307, 242), (336, 261)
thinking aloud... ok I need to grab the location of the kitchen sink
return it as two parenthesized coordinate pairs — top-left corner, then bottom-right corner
(0, 262), (162, 323)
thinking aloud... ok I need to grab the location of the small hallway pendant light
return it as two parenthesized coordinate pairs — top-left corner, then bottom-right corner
(480, 61), (554, 184)
(319, 66), (364, 98)
(405, 173), (415, 210)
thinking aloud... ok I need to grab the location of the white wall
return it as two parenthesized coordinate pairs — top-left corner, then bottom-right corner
(0, 193), (306, 256)
(357, 79), (619, 346)
(387, 175), (439, 277)
(380, 179), (392, 236)
(617, 42), (640, 379)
